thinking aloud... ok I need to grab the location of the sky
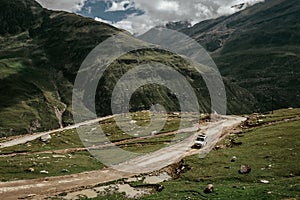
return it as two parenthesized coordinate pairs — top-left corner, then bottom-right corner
(36, 0), (265, 35)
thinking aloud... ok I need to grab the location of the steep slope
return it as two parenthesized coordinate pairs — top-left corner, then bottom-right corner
(182, 0), (300, 112)
(0, 0), (121, 136)
(0, 0), (256, 137)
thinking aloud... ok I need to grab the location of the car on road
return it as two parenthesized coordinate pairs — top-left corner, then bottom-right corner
(193, 134), (207, 148)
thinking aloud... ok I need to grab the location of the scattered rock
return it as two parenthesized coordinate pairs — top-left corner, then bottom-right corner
(26, 168), (35, 172)
(151, 131), (158, 135)
(260, 180), (269, 184)
(52, 155), (67, 158)
(61, 169), (69, 173)
(38, 156), (50, 160)
(156, 184), (164, 192)
(93, 185), (111, 193)
(231, 156), (237, 162)
(40, 170), (49, 174)
(125, 177), (143, 183)
(40, 134), (51, 142)
(204, 184), (214, 193)
(129, 120), (137, 124)
(239, 165), (251, 174)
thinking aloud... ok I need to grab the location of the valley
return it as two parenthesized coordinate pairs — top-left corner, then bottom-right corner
(0, 0), (299, 199)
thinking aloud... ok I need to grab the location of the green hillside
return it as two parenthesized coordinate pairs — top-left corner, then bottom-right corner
(182, 0), (300, 112)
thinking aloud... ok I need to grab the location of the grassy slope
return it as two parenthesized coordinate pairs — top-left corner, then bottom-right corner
(0, 3), (120, 137)
(0, 151), (104, 182)
(142, 109), (300, 200)
(0, 109), (299, 198)
(182, 0), (300, 113)
(0, 112), (198, 181)
(0, 32), (62, 136)
(94, 109), (300, 200)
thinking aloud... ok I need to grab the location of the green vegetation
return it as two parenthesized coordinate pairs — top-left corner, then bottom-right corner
(0, 112), (196, 154)
(0, 112), (199, 181)
(0, 129), (83, 155)
(141, 110), (300, 199)
(182, 0), (300, 112)
(0, 151), (104, 182)
(247, 108), (300, 126)
(86, 108), (300, 200)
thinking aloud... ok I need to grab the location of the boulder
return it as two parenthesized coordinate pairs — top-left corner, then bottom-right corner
(40, 134), (51, 142)
(40, 170), (49, 174)
(260, 180), (269, 184)
(231, 156), (237, 162)
(156, 184), (164, 192)
(26, 168), (35, 172)
(239, 165), (251, 174)
(204, 184), (214, 193)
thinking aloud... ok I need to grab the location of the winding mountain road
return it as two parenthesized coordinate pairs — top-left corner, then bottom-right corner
(0, 115), (245, 199)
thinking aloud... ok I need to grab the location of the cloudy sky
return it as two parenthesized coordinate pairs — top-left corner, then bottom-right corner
(36, 0), (264, 35)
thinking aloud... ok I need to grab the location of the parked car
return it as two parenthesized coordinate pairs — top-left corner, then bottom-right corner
(193, 134), (207, 148)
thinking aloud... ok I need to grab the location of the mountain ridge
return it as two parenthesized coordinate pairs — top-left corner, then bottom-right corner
(180, 0), (300, 112)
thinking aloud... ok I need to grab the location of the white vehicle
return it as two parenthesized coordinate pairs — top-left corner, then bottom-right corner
(193, 134), (207, 148)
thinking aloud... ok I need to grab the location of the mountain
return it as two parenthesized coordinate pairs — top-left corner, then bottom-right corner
(164, 21), (191, 31)
(0, 0), (256, 137)
(181, 0), (300, 112)
(0, 0), (121, 136)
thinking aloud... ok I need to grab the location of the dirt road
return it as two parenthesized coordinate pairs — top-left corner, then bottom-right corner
(0, 115), (114, 149)
(0, 115), (245, 199)
(113, 115), (245, 173)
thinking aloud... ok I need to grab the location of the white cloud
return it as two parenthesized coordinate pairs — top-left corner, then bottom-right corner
(112, 14), (160, 35)
(37, 0), (265, 34)
(112, 0), (265, 35)
(156, 1), (179, 12)
(106, 0), (132, 12)
(36, 0), (87, 12)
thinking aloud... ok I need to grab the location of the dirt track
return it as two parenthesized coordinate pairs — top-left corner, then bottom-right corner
(0, 115), (245, 199)
(0, 115), (114, 149)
